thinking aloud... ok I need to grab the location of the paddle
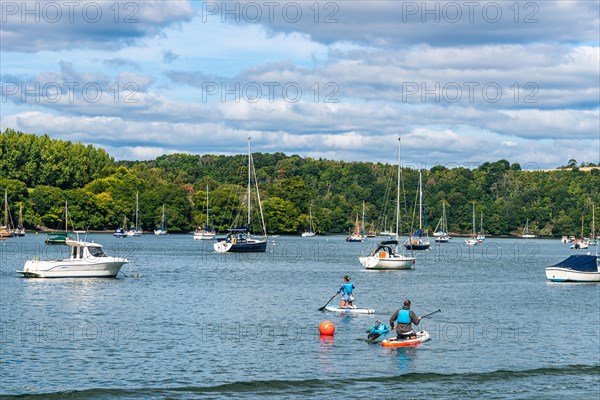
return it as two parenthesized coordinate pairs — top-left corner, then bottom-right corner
(318, 293), (338, 311)
(368, 309), (441, 341)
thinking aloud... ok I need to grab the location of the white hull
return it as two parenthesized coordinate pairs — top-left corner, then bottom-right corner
(17, 259), (126, 278)
(324, 305), (375, 314)
(127, 229), (143, 236)
(154, 229), (167, 235)
(360, 255), (415, 270)
(522, 234), (536, 238)
(570, 242), (589, 249)
(545, 267), (600, 282)
(465, 238), (478, 246)
(435, 236), (450, 243)
(194, 233), (215, 240)
(301, 232), (316, 237)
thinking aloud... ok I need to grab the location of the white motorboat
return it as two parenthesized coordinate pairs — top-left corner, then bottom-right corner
(17, 235), (128, 278)
(545, 254), (599, 282)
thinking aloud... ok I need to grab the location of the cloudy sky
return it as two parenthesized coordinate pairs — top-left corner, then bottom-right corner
(1, 0), (599, 168)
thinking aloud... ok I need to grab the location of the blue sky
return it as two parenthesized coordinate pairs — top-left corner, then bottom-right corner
(1, 0), (599, 168)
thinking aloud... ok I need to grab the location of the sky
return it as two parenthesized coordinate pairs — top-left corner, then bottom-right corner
(1, 0), (599, 169)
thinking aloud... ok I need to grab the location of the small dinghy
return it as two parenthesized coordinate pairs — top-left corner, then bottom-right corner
(381, 331), (430, 347)
(324, 305), (375, 314)
(545, 254), (599, 282)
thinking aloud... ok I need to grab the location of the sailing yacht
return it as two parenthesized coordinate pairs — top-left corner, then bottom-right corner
(45, 200), (70, 244)
(194, 185), (216, 240)
(346, 202), (366, 242)
(14, 204), (26, 237)
(0, 190), (14, 238)
(434, 201), (450, 243)
(301, 206), (316, 237)
(154, 204), (168, 235)
(360, 137), (416, 270)
(404, 171), (431, 250)
(214, 137), (268, 253)
(127, 191), (143, 236)
(465, 203), (478, 246)
(476, 211), (486, 242)
(113, 214), (128, 238)
(521, 219), (536, 238)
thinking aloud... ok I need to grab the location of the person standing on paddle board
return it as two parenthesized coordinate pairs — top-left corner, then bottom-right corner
(334, 275), (356, 308)
(389, 300), (421, 339)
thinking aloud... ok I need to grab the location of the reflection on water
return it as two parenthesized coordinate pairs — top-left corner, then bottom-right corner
(383, 346), (419, 373)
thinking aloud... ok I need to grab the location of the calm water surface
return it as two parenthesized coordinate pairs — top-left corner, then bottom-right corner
(1, 234), (598, 399)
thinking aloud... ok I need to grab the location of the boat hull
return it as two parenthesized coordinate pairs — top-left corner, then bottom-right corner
(404, 243), (430, 251)
(545, 267), (600, 282)
(324, 305), (374, 314)
(17, 259), (127, 278)
(382, 331), (430, 347)
(360, 255), (415, 270)
(213, 239), (267, 253)
(194, 233), (215, 240)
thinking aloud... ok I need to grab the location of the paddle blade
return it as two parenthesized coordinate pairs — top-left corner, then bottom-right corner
(367, 332), (382, 340)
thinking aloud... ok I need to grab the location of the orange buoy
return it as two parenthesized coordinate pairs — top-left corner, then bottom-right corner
(319, 320), (335, 336)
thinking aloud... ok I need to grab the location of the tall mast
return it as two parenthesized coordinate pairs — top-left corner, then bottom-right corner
(3, 190), (7, 227)
(472, 203), (476, 237)
(135, 191), (139, 229)
(396, 137), (401, 240)
(247, 137), (252, 229)
(418, 171), (423, 231)
(65, 200), (68, 232)
(206, 184), (210, 227)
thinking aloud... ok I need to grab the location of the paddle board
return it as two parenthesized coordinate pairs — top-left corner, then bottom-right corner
(324, 305), (375, 314)
(381, 330), (430, 347)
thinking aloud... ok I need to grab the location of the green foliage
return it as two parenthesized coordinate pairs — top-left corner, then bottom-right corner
(2, 129), (600, 235)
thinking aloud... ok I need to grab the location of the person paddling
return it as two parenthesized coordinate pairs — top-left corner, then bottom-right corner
(389, 299), (420, 340)
(334, 275), (356, 308)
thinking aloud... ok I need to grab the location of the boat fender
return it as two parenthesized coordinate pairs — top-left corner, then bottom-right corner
(397, 309), (411, 324)
(379, 251), (388, 258)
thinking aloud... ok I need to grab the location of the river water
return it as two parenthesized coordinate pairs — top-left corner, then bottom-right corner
(1, 234), (598, 399)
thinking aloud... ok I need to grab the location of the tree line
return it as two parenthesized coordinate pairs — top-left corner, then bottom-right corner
(1, 128), (599, 237)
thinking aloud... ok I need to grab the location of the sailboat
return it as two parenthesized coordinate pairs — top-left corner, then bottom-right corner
(570, 215), (589, 249)
(127, 191), (143, 236)
(360, 137), (416, 270)
(476, 211), (486, 242)
(465, 203), (478, 246)
(14, 204), (26, 237)
(404, 171), (430, 250)
(194, 185), (216, 240)
(434, 201), (450, 243)
(113, 214), (128, 238)
(301, 206), (316, 237)
(521, 219), (536, 238)
(589, 204), (597, 246)
(214, 137), (268, 253)
(45, 200), (70, 245)
(154, 204), (168, 235)
(0, 190), (14, 238)
(346, 202), (366, 242)
(379, 215), (394, 236)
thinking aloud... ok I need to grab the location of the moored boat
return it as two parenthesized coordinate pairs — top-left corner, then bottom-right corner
(214, 137), (267, 253)
(545, 254), (599, 282)
(17, 233), (128, 278)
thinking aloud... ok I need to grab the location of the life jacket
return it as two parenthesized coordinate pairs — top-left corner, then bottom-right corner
(342, 283), (353, 295)
(397, 309), (411, 324)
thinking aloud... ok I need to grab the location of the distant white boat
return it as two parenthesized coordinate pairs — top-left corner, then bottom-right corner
(434, 201), (450, 243)
(465, 203), (479, 246)
(545, 254), (599, 282)
(17, 233), (128, 278)
(127, 191), (143, 236)
(301, 206), (316, 237)
(154, 204), (168, 235)
(194, 185), (216, 240)
(522, 218), (536, 238)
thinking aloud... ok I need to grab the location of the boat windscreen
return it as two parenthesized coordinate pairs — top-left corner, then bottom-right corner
(548, 255), (598, 272)
(88, 246), (106, 257)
